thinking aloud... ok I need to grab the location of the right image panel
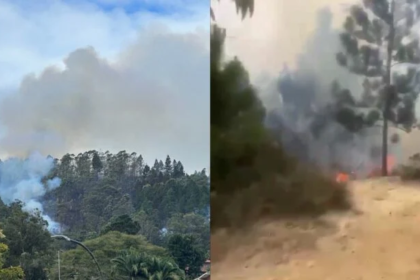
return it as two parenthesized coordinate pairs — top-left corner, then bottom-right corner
(211, 0), (420, 279)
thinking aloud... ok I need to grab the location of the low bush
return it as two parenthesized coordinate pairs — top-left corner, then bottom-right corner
(397, 153), (420, 181)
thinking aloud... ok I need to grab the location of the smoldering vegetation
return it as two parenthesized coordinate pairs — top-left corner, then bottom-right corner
(211, 13), (353, 232)
(211, 5), (416, 234)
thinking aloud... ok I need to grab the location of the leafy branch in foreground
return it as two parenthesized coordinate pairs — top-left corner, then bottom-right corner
(211, 0), (254, 21)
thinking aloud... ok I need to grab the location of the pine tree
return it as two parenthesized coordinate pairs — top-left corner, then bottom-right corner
(142, 164), (151, 181)
(173, 162), (185, 178)
(165, 155), (173, 177)
(336, 0), (420, 175)
(92, 151), (103, 180)
(136, 155), (144, 176)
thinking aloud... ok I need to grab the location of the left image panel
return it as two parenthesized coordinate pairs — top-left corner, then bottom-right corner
(0, 1), (210, 279)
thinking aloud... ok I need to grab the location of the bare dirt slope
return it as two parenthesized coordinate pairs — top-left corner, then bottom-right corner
(212, 177), (420, 279)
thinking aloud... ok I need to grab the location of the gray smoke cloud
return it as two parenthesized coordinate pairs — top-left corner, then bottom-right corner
(215, 0), (419, 170)
(0, 152), (61, 231)
(0, 23), (208, 233)
(259, 8), (402, 176)
(0, 25), (209, 172)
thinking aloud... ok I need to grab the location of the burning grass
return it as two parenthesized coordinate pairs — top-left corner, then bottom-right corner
(211, 142), (400, 232)
(333, 155), (396, 183)
(335, 172), (350, 183)
(211, 141), (352, 231)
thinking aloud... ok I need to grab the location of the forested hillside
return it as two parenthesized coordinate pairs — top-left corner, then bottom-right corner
(0, 151), (210, 280)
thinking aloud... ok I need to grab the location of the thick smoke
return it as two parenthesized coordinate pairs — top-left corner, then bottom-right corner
(0, 24), (208, 231)
(215, 0), (420, 165)
(0, 152), (61, 232)
(259, 8), (401, 176)
(0, 26), (209, 171)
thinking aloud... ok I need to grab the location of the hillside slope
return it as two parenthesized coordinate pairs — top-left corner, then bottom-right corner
(212, 177), (420, 279)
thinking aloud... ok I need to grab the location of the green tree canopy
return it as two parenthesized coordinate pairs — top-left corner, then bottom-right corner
(211, 25), (268, 195)
(101, 214), (140, 235)
(166, 234), (206, 279)
(50, 231), (168, 279)
(166, 213), (210, 253)
(0, 229), (24, 280)
(112, 249), (184, 280)
(1, 151), (209, 279)
(1, 202), (53, 280)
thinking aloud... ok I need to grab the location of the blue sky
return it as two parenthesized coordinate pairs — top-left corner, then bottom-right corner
(9, 0), (209, 16)
(0, 0), (209, 172)
(88, 0), (209, 16)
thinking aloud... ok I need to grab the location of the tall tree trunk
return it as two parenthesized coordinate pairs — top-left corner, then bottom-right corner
(382, 0), (395, 176)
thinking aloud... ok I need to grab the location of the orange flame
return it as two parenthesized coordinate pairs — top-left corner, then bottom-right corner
(367, 155), (395, 178)
(335, 155), (396, 182)
(387, 155), (395, 173)
(336, 172), (349, 183)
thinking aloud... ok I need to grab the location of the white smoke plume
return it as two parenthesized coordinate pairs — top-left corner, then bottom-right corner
(0, 152), (61, 232)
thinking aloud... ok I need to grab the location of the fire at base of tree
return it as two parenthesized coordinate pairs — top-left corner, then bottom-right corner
(334, 155), (396, 183)
(260, 0), (420, 184)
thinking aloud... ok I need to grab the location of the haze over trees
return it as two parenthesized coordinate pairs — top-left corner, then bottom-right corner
(0, 151), (209, 280)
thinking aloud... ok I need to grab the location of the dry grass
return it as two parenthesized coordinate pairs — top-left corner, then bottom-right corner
(211, 142), (351, 231)
(211, 218), (334, 264)
(211, 139), (352, 275)
(212, 178), (420, 280)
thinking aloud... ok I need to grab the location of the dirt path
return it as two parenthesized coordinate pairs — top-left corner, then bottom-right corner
(212, 178), (420, 279)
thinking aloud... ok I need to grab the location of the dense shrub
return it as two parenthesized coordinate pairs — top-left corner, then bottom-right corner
(397, 153), (420, 180)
